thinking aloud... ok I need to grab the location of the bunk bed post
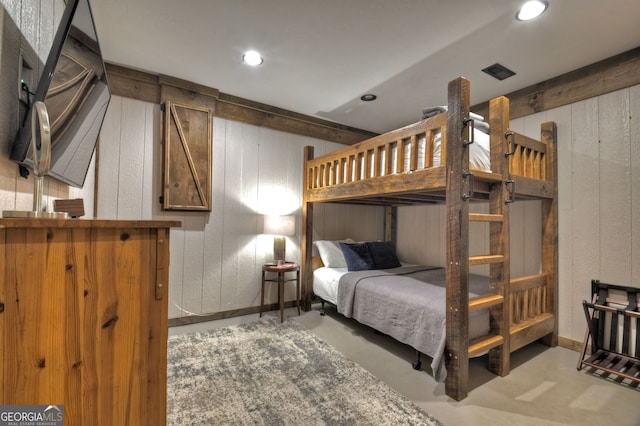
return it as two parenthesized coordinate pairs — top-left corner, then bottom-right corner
(444, 77), (471, 401)
(487, 96), (511, 376)
(539, 122), (559, 347)
(302, 145), (315, 311)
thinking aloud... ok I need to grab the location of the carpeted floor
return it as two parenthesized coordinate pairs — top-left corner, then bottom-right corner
(167, 318), (443, 425)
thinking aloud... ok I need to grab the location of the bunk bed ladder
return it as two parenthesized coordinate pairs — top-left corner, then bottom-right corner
(468, 211), (508, 362)
(467, 99), (511, 368)
(476, 95), (512, 378)
(445, 88), (512, 401)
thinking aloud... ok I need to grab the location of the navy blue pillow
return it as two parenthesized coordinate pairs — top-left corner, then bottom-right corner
(366, 241), (401, 269)
(339, 242), (375, 271)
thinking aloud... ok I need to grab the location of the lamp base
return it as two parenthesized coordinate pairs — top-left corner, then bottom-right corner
(273, 235), (286, 263)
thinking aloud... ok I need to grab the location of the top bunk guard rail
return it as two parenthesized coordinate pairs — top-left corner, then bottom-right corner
(305, 112), (448, 196)
(304, 96), (555, 206)
(507, 132), (548, 180)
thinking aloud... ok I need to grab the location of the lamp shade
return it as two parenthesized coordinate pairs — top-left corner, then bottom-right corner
(264, 215), (295, 236)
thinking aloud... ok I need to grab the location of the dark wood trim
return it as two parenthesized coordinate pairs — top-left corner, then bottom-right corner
(473, 46), (640, 119)
(159, 74), (219, 99)
(216, 93), (377, 145)
(105, 62), (161, 104)
(559, 336), (583, 353)
(105, 62), (375, 144)
(301, 145), (315, 311)
(167, 301), (300, 327)
(107, 45), (640, 146)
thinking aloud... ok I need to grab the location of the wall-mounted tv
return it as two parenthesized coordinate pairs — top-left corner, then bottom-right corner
(10, 0), (111, 188)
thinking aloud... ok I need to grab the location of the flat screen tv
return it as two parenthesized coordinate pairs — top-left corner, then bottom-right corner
(10, 0), (111, 188)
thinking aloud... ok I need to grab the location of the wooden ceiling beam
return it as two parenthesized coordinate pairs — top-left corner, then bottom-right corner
(473, 46), (640, 119)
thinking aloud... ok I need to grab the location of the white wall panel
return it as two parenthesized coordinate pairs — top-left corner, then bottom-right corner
(219, 120), (259, 310)
(345, 205), (383, 242)
(97, 95), (122, 219)
(38, 0), (53, 60)
(14, 168), (32, 210)
(200, 117), (227, 314)
(3, 0), (21, 27)
(140, 103), (158, 219)
(598, 90), (632, 283)
(435, 204), (446, 266)
(631, 85), (640, 283)
(522, 113), (547, 276)
(116, 97), (146, 219)
(19, 1), (38, 59)
(180, 215), (207, 314)
(508, 200), (525, 277)
(397, 203), (450, 268)
(167, 224), (186, 318)
(569, 97), (601, 339)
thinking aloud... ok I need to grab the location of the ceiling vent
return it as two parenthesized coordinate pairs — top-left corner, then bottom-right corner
(481, 63), (516, 81)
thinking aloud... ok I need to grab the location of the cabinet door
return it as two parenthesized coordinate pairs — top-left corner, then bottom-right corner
(163, 100), (213, 211)
(1, 227), (72, 406)
(0, 226), (169, 426)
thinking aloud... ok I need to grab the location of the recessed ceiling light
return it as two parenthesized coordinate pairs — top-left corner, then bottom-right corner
(516, 0), (548, 21)
(360, 94), (377, 102)
(242, 50), (263, 66)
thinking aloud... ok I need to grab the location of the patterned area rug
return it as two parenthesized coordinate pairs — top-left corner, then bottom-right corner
(167, 318), (443, 425)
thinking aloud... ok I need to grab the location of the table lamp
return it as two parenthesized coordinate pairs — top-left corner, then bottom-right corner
(264, 214), (295, 264)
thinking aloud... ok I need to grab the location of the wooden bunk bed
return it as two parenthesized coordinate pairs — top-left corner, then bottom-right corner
(300, 77), (558, 401)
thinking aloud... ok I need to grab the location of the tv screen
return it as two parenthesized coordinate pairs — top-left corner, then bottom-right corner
(10, 0), (111, 188)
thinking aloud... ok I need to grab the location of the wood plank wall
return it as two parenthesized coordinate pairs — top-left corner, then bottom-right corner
(96, 96), (384, 321)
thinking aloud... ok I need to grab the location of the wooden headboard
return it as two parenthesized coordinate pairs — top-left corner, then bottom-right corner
(312, 255), (324, 271)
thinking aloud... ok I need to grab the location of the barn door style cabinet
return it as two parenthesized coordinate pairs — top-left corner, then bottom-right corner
(161, 80), (215, 211)
(0, 218), (180, 426)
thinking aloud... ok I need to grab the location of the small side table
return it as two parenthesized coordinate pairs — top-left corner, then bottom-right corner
(260, 262), (301, 322)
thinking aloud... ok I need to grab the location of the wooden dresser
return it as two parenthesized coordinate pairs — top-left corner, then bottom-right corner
(0, 218), (181, 426)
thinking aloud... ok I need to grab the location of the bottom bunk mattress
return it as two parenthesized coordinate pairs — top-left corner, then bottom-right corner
(313, 265), (490, 382)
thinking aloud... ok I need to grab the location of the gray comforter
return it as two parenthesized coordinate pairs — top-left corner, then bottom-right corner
(336, 265), (489, 382)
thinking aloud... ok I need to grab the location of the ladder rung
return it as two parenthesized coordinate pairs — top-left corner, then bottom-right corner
(469, 334), (504, 357)
(469, 294), (504, 311)
(469, 255), (504, 265)
(469, 213), (503, 222)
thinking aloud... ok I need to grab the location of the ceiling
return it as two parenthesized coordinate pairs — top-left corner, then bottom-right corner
(90, 0), (640, 134)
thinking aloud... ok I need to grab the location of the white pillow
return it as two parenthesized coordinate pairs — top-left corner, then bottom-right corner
(314, 238), (354, 268)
